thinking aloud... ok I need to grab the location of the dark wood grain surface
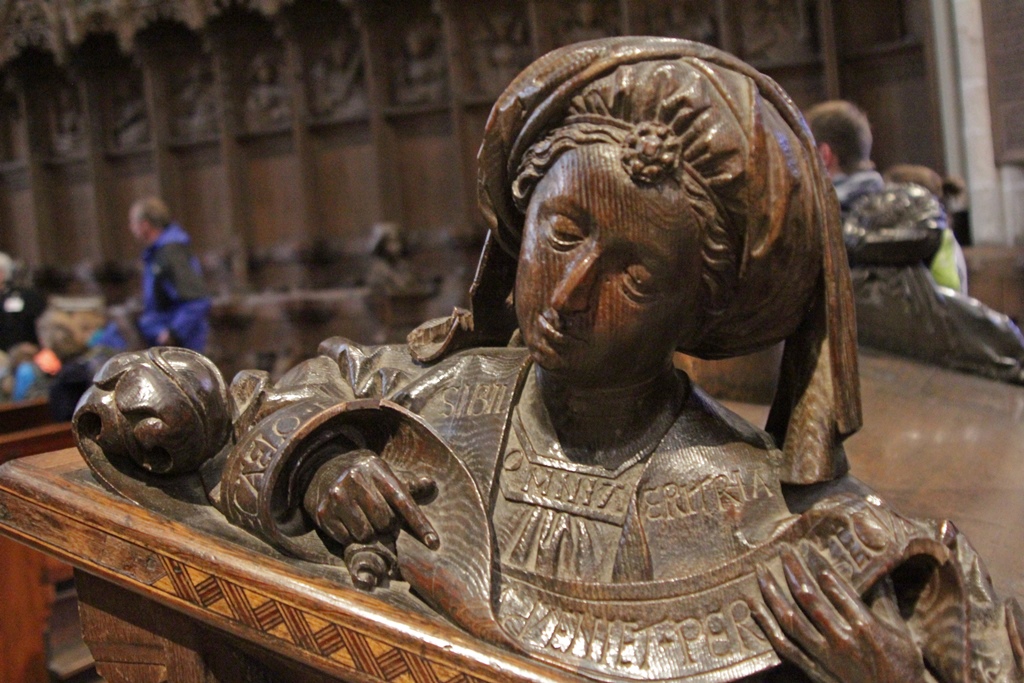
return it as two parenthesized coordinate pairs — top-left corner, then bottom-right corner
(725, 349), (1024, 603)
(0, 450), (579, 683)
(1, 349), (1021, 681)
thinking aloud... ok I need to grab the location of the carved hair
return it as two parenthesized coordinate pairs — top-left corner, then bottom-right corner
(130, 196), (171, 229)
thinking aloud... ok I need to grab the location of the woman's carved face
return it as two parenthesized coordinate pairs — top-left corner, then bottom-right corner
(516, 144), (703, 389)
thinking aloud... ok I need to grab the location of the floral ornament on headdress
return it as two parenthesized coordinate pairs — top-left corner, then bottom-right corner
(621, 121), (683, 185)
(511, 113), (690, 213)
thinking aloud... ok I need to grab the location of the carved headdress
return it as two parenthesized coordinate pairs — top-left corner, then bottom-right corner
(410, 37), (860, 484)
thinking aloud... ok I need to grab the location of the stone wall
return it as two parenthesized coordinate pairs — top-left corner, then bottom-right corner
(944, 0), (1024, 245)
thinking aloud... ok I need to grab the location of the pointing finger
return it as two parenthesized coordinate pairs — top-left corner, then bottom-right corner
(374, 469), (439, 550)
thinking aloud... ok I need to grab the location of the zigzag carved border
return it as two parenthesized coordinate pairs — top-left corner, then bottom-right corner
(150, 554), (487, 683)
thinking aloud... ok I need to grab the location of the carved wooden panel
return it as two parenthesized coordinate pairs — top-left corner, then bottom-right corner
(78, 571), (285, 683)
(834, 0), (910, 54)
(302, 7), (368, 126)
(0, 0), (946, 278)
(392, 112), (460, 238)
(47, 77), (85, 159)
(387, 12), (449, 110)
(0, 79), (24, 161)
(0, 183), (14, 254)
(0, 0), (64, 65)
(550, 0), (620, 47)
(0, 181), (35, 260)
(635, 0), (720, 45)
(769, 66), (828, 109)
(0, 451), (573, 683)
(457, 3), (532, 102)
(737, 0), (818, 67)
(174, 145), (231, 256)
(103, 65), (150, 154)
(241, 46), (292, 135)
(843, 53), (937, 175)
(312, 124), (379, 242)
(245, 136), (303, 250)
(48, 161), (99, 263)
(168, 54), (219, 145)
(107, 154), (158, 262)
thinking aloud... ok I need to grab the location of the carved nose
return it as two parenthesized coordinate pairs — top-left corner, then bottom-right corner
(551, 248), (599, 314)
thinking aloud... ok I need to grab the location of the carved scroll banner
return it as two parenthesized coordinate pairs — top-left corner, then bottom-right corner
(215, 395), (959, 683)
(492, 498), (951, 682)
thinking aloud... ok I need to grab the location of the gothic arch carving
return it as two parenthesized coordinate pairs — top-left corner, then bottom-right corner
(0, 0), (66, 65)
(0, 0), (309, 67)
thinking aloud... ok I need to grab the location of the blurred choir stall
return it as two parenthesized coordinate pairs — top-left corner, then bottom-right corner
(0, 0), (943, 318)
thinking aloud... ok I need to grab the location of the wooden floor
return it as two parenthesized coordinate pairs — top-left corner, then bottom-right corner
(724, 348), (1024, 603)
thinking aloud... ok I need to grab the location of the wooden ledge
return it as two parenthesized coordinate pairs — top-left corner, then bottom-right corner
(0, 449), (577, 683)
(0, 423), (74, 465)
(0, 397), (54, 434)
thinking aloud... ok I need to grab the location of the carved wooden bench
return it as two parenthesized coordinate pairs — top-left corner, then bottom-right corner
(0, 449), (578, 683)
(0, 421), (79, 683)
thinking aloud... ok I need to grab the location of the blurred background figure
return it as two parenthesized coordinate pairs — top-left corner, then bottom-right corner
(805, 100), (884, 215)
(36, 296), (110, 420)
(0, 251), (46, 353)
(808, 101), (968, 294)
(844, 183), (1024, 385)
(94, 197), (211, 353)
(884, 163), (971, 290)
(364, 222), (438, 344)
(4, 342), (46, 401)
(365, 221), (416, 296)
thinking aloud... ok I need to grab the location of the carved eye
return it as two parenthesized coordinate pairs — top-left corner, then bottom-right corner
(622, 263), (656, 301)
(547, 215), (587, 251)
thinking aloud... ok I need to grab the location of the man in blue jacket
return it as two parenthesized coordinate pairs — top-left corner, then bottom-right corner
(129, 196), (210, 351)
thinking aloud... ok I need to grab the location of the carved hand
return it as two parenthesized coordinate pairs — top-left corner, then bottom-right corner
(752, 544), (927, 683)
(304, 450), (439, 550)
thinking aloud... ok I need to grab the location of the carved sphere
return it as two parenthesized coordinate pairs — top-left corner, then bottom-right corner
(73, 347), (230, 476)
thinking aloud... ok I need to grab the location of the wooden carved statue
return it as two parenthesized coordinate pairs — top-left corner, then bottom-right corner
(556, 0), (618, 46)
(171, 58), (219, 142)
(845, 182), (1024, 385)
(243, 49), (291, 132)
(738, 0), (816, 65)
(73, 39), (1024, 683)
(392, 16), (447, 107)
(468, 7), (532, 99)
(308, 35), (367, 122)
